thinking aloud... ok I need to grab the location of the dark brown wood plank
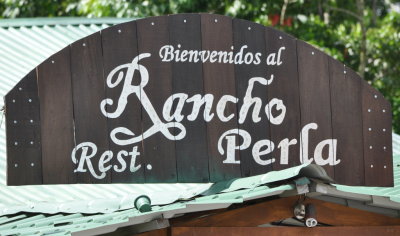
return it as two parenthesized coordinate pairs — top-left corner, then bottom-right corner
(329, 61), (365, 186)
(201, 13), (241, 181)
(101, 21), (145, 183)
(136, 16), (177, 183)
(297, 41), (335, 178)
(265, 27), (302, 170)
(169, 13), (209, 182)
(135, 229), (169, 236)
(362, 80), (393, 186)
(70, 32), (110, 183)
(232, 19), (271, 177)
(172, 226), (400, 236)
(5, 70), (42, 185)
(37, 47), (76, 184)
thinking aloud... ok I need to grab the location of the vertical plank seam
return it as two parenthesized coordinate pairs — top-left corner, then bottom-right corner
(295, 39), (304, 166)
(35, 66), (44, 184)
(359, 68), (366, 186)
(362, 80), (370, 186)
(326, 57), (336, 182)
(99, 30), (112, 183)
(201, 13), (214, 181)
(228, 15), (240, 179)
(68, 44), (79, 184)
(137, 19), (148, 183)
(168, 14), (179, 183)
(197, 13), (210, 182)
(232, 18), (243, 177)
(135, 20), (146, 184)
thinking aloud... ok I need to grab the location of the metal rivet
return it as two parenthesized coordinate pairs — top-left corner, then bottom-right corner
(82, 43), (86, 46)
(374, 95), (378, 99)
(14, 164), (18, 168)
(384, 165), (387, 169)
(30, 141), (34, 145)
(344, 70), (347, 74)
(383, 146), (387, 150)
(311, 51), (315, 55)
(383, 128), (386, 132)
(183, 19), (187, 23)
(368, 128), (372, 131)
(12, 99), (15, 103)
(368, 109), (371, 112)
(13, 120), (17, 124)
(51, 60), (55, 64)
(31, 163), (34, 167)
(382, 109), (386, 112)
(231, 46), (234, 50)
(18, 87), (22, 91)
(151, 22), (154, 25)
(369, 146), (373, 149)
(177, 44), (181, 48)
(248, 27), (251, 30)
(30, 120), (33, 123)
(371, 165), (374, 168)
(118, 29), (121, 33)
(147, 164), (152, 170)
(14, 142), (18, 146)
(28, 99), (32, 103)
(214, 19), (218, 23)
(279, 36), (282, 39)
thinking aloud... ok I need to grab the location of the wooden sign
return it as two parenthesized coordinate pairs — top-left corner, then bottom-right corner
(5, 14), (393, 186)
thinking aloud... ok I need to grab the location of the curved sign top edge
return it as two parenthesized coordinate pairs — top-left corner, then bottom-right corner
(4, 13), (393, 187)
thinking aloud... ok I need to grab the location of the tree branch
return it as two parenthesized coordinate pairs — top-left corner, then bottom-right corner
(324, 5), (362, 21)
(280, 0), (290, 25)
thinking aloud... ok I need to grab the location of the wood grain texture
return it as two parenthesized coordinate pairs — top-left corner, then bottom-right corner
(70, 32), (110, 183)
(172, 226), (400, 236)
(169, 13), (209, 182)
(135, 229), (169, 236)
(232, 19), (271, 176)
(329, 61), (365, 186)
(362, 79), (393, 186)
(297, 41), (335, 179)
(173, 196), (400, 227)
(266, 27), (302, 170)
(37, 47), (76, 184)
(101, 20), (145, 183)
(201, 13), (241, 181)
(5, 14), (394, 186)
(137, 16), (177, 183)
(5, 70), (42, 185)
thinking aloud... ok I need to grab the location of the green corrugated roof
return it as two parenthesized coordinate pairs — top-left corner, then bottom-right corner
(0, 163), (325, 235)
(1, 17), (400, 235)
(0, 17), (135, 28)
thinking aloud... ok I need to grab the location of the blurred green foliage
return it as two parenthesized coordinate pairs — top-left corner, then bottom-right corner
(1, 0), (399, 132)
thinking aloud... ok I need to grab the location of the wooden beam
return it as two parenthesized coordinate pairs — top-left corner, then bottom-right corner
(172, 197), (294, 227)
(132, 228), (169, 236)
(304, 197), (400, 226)
(172, 196), (400, 227)
(172, 226), (400, 236)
